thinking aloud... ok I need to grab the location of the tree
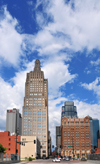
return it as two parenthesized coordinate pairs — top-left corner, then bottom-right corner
(0, 144), (7, 153)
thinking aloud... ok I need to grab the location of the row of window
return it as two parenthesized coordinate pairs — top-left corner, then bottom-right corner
(26, 98), (44, 100)
(64, 121), (89, 124)
(24, 108), (46, 110)
(24, 112), (46, 115)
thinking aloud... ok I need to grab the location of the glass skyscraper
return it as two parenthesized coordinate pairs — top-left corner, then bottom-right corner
(90, 117), (99, 149)
(61, 101), (78, 120)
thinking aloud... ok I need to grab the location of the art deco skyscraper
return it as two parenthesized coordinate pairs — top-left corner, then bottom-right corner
(22, 59), (48, 157)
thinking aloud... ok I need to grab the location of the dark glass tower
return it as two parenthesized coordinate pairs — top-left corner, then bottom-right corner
(61, 101), (78, 120)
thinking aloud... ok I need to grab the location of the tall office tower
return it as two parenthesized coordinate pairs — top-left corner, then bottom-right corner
(56, 126), (61, 155)
(61, 101), (78, 120)
(22, 59), (48, 157)
(6, 108), (22, 135)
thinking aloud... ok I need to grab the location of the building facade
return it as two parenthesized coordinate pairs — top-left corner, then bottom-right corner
(0, 131), (20, 155)
(20, 136), (40, 159)
(48, 131), (51, 156)
(56, 126), (61, 155)
(61, 101), (78, 120)
(6, 108), (22, 135)
(89, 118), (99, 149)
(22, 59), (48, 157)
(61, 116), (91, 158)
(95, 138), (100, 154)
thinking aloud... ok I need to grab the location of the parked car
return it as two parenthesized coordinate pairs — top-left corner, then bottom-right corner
(81, 157), (87, 161)
(65, 157), (69, 161)
(52, 158), (60, 162)
(58, 157), (61, 160)
(63, 156), (66, 160)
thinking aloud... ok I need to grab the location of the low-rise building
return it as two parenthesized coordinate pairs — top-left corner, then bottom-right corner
(61, 116), (91, 158)
(20, 136), (40, 159)
(0, 131), (20, 155)
(0, 131), (41, 159)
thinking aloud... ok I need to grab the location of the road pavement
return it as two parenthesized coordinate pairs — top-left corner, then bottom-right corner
(9, 159), (100, 164)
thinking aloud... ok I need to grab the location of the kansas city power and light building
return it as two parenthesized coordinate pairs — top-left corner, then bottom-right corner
(22, 59), (48, 157)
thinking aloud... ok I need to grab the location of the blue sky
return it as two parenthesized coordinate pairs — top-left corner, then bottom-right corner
(0, 0), (100, 146)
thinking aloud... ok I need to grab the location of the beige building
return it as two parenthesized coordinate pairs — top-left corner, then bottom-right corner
(61, 116), (91, 158)
(20, 136), (40, 159)
(22, 59), (48, 157)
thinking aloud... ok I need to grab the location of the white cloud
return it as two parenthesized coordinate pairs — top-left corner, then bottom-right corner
(1, 0), (100, 68)
(0, 6), (24, 66)
(90, 58), (100, 66)
(27, 1), (34, 6)
(81, 77), (100, 97)
(34, 0), (100, 53)
(75, 100), (100, 119)
(42, 59), (77, 98)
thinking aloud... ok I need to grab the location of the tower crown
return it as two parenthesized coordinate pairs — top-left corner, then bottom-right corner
(34, 59), (41, 71)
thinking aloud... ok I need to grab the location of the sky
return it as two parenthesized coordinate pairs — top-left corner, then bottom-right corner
(0, 0), (100, 147)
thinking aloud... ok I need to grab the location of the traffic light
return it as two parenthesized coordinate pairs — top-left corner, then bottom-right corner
(16, 149), (18, 153)
(34, 140), (36, 144)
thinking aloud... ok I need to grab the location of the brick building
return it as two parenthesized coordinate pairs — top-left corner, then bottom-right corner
(95, 138), (100, 154)
(61, 116), (91, 158)
(0, 131), (20, 155)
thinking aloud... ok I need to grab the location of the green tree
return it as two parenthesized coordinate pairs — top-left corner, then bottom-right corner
(0, 144), (7, 153)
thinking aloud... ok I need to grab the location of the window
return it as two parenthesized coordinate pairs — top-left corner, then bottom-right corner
(42, 111), (46, 113)
(76, 122), (79, 124)
(64, 121), (66, 125)
(42, 117), (46, 119)
(42, 114), (46, 116)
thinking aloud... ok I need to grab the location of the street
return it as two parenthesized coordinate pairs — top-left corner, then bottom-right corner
(11, 159), (100, 164)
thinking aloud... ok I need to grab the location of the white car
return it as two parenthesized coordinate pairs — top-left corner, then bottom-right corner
(58, 157), (61, 160)
(52, 158), (60, 162)
(65, 157), (69, 161)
